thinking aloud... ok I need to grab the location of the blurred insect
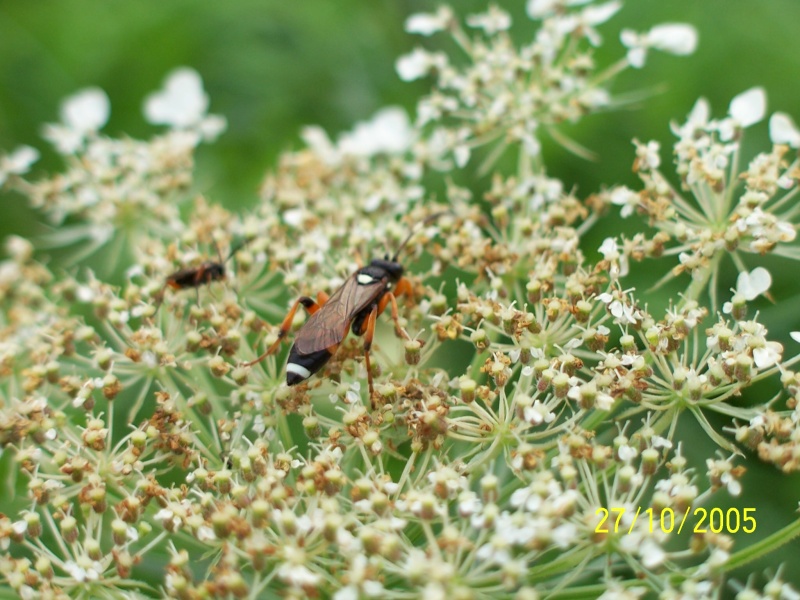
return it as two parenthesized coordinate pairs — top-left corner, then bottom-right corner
(155, 238), (249, 309)
(244, 212), (447, 406)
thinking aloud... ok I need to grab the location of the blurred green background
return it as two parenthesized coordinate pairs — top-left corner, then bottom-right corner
(2, 0), (800, 591)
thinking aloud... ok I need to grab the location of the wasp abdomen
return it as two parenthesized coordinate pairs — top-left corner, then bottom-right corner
(286, 346), (333, 386)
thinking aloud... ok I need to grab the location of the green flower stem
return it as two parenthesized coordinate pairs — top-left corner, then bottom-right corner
(718, 517), (800, 574)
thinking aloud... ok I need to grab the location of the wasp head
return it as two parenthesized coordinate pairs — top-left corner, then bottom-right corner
(364, 258), (404, 284)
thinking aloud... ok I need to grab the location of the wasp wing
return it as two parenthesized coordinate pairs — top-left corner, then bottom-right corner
(294, 275), (387, 355)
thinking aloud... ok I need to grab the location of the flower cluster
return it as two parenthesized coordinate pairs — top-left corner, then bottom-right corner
(601, 87), (800, 307)
(2, 70), (225, 267)
(397, 2), (696, 170)
(2, 2), (800, 599)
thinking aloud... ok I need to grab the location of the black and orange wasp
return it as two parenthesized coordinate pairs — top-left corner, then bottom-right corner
(155, 238), (249, 309)
(243, 212), (447, 405)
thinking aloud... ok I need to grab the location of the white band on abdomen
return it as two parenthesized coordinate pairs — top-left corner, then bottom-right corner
(286, 363), (312, 380)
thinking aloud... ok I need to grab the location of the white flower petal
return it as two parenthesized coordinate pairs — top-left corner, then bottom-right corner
(454, 145), (470, 168)
(61, 88), (110, 133)
(626, 47), (646, 69)
(466, 7), (512, 34)
(396, 48), (433, 82)
(687, 97), (710, 127)
(301, 125), (340, 165)
(790, 331), (800, 344)
(198, 115), (227, 141)
(283, 208), (305, 227)
(640, 539), (666, 568)
(583, 1), (622, 26)
(736, 267), (771, 301)
(769, 112), (800, 147)
(619, 29), (639, 48)
(618, 445), (638, 462)
(4, 146), (39, 174)
(405, 8), (452, 36)
(647, 23), (698, 55)
(338, 107), (413, 157)
(527, 0), (557, 18)
(729, 87), (767, 128)
(12, 520), (27, 535)
(598, 237), (618, 258)
(753, 346), (777, 369)
(144, 67), (209, 128)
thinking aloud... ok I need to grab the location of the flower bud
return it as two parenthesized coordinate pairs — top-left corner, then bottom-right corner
(672, 366), (687, 391)
(470, 329), (489, 350)
(526, 280), (542, 303)
(552, 372), (570, 398)
(208, 355), (230, 378)
(734, 354), (752, 382)
(112, 518), (129, 546)
(231, 485), (250, 509)
(404, 339), (422, 365)
(86, 485), (107, 513)
(60, 516), (78, 543)
(480, 474), (498, 503)
(186, 330), (203, 353)
(617, 464), (636, 493)
(95, 349), (113, 371)
(115, 549), (134, 579)
(641, 448), (660, 475)
(620, 334), (636, 353)
(459, 377), (476, 403)
(85, 538), (102, 561)
(213, 469), (233, 495)
(35, 556), (53, 579)
(491, 204), (508, 229)
(324, 469), (344, 495)
(574, 300), (592, 323)
(303, 416), (321, 439)
(730, 293), (747, 321)
(430, 293), (448, 316)
(251, 499), (270, 528)
(188, 393), (212, 416)
(546, 299), (562, 322)
(231, 366), (248, 386)
(211, 507), (234, 539)
(24, 512), (41, 538)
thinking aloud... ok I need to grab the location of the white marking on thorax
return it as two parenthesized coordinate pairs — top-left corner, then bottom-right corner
(357, 273), (376, 285)
(286, 363), (312, 379)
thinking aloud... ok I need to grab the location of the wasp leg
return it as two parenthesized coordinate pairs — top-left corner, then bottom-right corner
(393, 276), (414, 302)
(194, 266), (207, 305)
(362, 304), (379, 409)
(353, 250), (364, 269)
(151, 284), (168, 319)
(243, 292), (328, 367)
(378, 277), (414, 341)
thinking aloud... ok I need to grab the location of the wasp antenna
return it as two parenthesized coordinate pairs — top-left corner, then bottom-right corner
(390, 210), (451, 262)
